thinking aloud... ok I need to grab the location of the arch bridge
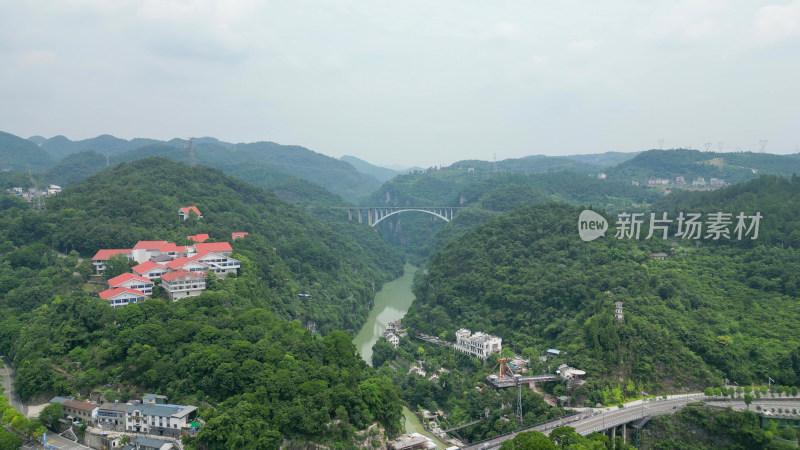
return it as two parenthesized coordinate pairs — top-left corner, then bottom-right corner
(331, 206), (465, 227)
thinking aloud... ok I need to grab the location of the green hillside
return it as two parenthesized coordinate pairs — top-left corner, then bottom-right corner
(340, 155), (399, 183)
(606, 149), (800, 185)
(0, 131), (54, 172)
(26, 131), (381, 203)
(563, 151), (640, 167)
(37, 134), (161, 160)
(403, 176), (800, 407)
(0, 157), (405, 447)
(367, 170), (660, 264)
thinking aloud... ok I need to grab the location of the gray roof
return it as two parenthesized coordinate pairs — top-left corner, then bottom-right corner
(133, 436), (172, 450)
(143, 393), (168, 401)
(98, 402), (130, 413)
(50, 396), (69, 403)
(127, 403), (190, 418)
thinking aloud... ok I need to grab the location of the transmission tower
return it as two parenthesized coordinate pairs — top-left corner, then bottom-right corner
(704, 142), (712, 152)
(658, 139), (664, 150)
(105, 152), (110, 167)
(187, 138), (196, 167)
(759, 140), (768, 153)
(717, 142), (724, 152)
(31, 195), (45, 214)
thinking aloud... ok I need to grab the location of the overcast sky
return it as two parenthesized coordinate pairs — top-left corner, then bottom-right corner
(1, 1), (799, 167)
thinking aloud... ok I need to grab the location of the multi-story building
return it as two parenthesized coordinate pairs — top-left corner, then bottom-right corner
(126, 403), (198, 438)
(60, 399), (99, 423)
(161, 270), (207, 300)
(92, 249), (133, 274)
(107, 273), (154, 295)
(132, 261), (169, 280)
(96, 402), (130, 431)
(99, 287), (147, 308)
(454, 328), (502, 360)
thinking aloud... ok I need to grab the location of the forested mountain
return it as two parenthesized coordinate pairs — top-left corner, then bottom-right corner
(0, 157), (405, 447)
(35, 134), (161, 160)
(605, 149), (800, 185)
(0, 131), (54, 171)
(366, 170), (660, 264)
(340, 155), (399, 183)
(23, 132), (381, 203)
(404, 176), (800, 407)
(564, 151), (640, 167)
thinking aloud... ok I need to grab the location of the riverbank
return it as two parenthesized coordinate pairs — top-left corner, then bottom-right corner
(352, 263), (417, 367)
(350, 264), (449, 449)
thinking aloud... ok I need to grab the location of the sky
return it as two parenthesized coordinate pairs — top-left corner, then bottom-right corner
(1, 0), (799, 167)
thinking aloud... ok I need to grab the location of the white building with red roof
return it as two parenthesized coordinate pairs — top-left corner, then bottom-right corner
(231, 232), (248, 240)
(131, 260), (169, 280)
(92, 249), (133, 274)
(164, 257), (208, 273)
(193, 241), (232, 255)
(107, 273), (154, 295)
(179, 206), (202, 220)
(99, 287), (147, 308)
(190, 251), (240, 277)
(161, 270), (206, 300)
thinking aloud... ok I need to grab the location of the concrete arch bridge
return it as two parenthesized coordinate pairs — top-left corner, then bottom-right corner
(331, 206), (465, 227)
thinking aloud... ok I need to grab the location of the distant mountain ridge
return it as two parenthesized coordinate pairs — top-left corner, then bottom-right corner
(605, 149), (800, 185)
(0, 131), (54, 171)
(340, 155), (398, 183)
(17, 132), (379, 203)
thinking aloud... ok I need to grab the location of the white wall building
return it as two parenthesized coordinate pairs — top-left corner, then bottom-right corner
(161, 270), (207, 300)
(454, 328), (502, 360)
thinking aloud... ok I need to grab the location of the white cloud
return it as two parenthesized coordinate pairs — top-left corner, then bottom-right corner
(485, 22), (523, 39)
(569, 39), (599, 52)
(754, 0), (800, 43)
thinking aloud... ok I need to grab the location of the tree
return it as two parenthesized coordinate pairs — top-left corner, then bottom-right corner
(0, 429), (23, 450)
(39, 402), (62, 430)
(371, 338), (396, 368)
(549, 426), (582, 447)
(499, 430), (555, 449)
(104, 254), (135, 279)
(743, 393), (754, 409)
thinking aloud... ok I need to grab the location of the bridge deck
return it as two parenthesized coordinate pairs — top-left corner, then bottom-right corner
(487, 375), (557, 388)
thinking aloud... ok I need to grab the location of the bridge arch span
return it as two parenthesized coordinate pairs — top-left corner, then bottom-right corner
(371, 209), (449, 227)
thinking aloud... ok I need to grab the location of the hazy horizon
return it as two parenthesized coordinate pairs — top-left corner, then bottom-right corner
(2, 1), (799, 167)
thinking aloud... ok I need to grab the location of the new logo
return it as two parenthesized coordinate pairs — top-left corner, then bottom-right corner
(578, 210), (608, 242)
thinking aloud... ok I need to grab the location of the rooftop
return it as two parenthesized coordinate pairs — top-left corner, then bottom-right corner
(107, 272), (152, 286)
(92, 249), (132, 260)
(99, 287), (147, 300)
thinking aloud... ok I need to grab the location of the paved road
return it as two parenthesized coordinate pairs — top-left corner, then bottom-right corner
(464, 394), (705, 449)
(0, 356), (27, 416)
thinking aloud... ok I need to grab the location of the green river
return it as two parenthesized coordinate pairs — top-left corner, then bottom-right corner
(352, 264), (449, 449)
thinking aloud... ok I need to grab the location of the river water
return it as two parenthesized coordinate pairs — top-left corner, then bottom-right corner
(352, 264), (449, 449)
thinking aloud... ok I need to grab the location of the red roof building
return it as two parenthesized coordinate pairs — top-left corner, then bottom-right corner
(231, 232), (248, 240)
(161, 270), (207, 300)
(107, 273), (154, 295)
(133, 241), (169, 250)
(91, 249), (133, 274)
(179, 206), (202, 220)
(187, 234), (210, 243)
(131, 261), (168, 280)
(98, 287), (147, 308)
(194, 242), (232, 255)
